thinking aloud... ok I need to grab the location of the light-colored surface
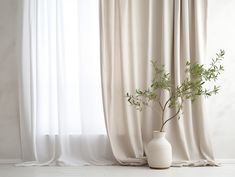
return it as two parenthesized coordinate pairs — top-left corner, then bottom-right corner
(18, 0), (115, 164)
(0, 0), (235, 162)
(0, 165), (235, 177)
(100, 0), (214, 164)
(0, 0), (21, 160)
(147, 132), (172, 168)
(207, 0), (235, 159)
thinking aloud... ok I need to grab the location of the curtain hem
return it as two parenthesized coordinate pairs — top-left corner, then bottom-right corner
(171, 160), (219, 167)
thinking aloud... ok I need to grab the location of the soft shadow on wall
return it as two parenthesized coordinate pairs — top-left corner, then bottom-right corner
(207, 0), (235, 160)
(0, 0), (21, 162)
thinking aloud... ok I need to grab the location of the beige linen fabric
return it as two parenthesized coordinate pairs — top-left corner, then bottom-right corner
(100, 0), (215, 165)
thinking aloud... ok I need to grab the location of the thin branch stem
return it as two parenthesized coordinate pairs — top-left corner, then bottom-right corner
(160, 97), (171, 128)
(157, 97), (164, 124)
(158, 101), (164, 111)
(163, 97), (171, 112)
(161, 106), (165, 126)
(160, 101), (183, 132)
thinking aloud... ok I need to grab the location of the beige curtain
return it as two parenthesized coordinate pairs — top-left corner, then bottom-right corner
(100, 0), (215, 166)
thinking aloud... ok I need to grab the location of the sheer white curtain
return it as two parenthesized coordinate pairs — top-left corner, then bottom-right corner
(19, 0), (116, 165)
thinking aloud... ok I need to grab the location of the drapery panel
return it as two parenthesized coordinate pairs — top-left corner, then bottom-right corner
(19, 0), (116, 165)
(100, 0), (215, 166)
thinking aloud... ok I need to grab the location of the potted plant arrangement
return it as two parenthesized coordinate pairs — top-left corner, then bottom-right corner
(126, 50), (225, 169)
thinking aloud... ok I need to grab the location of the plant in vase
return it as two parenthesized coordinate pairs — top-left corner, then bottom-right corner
(126, 50), (225, 169)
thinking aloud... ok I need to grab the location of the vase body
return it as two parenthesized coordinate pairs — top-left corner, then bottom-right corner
(147, 131), (172, 169)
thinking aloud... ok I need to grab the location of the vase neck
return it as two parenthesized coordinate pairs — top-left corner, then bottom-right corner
(153, 131), (165, 139)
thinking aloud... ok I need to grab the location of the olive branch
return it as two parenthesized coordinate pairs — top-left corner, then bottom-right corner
(126, 50), (225, 132)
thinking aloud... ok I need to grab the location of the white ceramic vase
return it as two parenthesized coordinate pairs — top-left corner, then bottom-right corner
(147, 131), (172, 169)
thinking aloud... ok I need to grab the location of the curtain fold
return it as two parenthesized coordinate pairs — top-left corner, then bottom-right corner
(18, 0), (116, 165)
(100, 0), (215, 166)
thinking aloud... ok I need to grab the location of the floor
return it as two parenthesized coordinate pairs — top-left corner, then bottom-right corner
(0, 164), (235, 177)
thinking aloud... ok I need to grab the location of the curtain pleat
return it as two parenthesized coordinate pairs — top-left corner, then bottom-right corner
(18, 0), (116, 166)
(100, 0), (216, 166)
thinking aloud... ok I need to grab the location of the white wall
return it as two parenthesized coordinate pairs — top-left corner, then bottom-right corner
(0, 0), (21, 162)
(207, 0), (235, 159)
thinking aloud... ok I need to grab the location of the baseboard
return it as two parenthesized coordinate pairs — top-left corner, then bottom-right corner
(0, 158), (234, 165)
(0, 159), (22, 164)
(216, 159), (235, 164)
